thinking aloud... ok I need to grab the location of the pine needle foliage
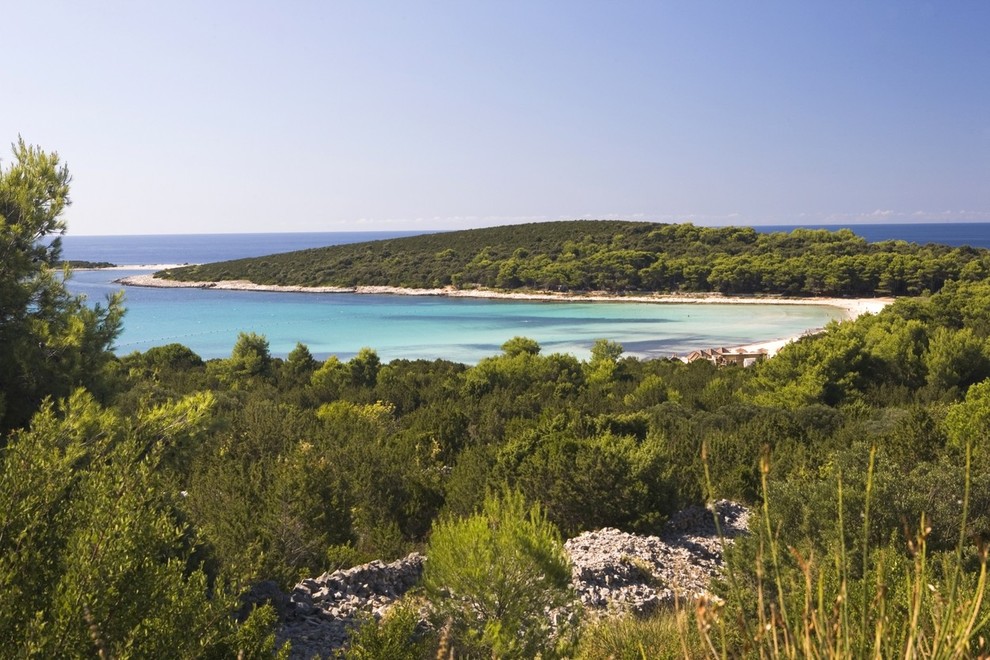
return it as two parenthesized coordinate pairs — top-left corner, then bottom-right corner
(424, 489), (575, 658)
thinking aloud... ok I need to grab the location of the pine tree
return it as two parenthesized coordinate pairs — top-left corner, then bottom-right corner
(0, 138), (123, 431)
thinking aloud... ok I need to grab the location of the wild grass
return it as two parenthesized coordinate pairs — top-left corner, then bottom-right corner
(574, 608), (707, 659)
(692, 441), (990, 659)
(342, 444), (989, 659)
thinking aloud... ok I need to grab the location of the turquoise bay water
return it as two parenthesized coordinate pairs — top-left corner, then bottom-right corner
(69, 268), (842, 363)
(60, 225), (990, 363)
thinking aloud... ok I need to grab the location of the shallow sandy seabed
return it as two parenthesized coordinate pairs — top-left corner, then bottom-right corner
(116, 274), (894, 358)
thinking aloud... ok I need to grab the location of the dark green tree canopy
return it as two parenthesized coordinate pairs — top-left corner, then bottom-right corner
(0, 139), (123, 431)
(160, 219), (990, 298)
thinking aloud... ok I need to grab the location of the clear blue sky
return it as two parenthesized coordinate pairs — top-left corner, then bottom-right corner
(3, 1), (988, 235)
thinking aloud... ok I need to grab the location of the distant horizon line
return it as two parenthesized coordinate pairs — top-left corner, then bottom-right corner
(62, 218), (990, 238)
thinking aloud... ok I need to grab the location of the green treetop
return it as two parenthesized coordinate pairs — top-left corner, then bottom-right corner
(0, 139), (123, 432)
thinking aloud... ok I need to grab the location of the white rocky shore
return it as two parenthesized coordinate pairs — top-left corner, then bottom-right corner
(249, 500), (750, 658)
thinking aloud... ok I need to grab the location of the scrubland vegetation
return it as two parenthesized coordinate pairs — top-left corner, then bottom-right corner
(4, 142), (990, 657)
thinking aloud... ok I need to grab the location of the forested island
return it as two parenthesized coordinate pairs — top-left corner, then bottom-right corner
(4, 143), (990, 657)
(157, 220), (990, 298)
(63, 259), (117, 269)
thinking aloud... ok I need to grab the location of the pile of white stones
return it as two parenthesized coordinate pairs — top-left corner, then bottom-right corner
(565, 499), (750, 615)
(273, 553), (425, 658)
(268, 500), (749, 658)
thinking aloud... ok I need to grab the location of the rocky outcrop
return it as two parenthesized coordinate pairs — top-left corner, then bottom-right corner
(276, 553), (424, 659)
(566, 499), (749, 615)
(272, 500), (750, 657)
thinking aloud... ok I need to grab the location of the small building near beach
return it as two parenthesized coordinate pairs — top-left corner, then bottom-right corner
(686, 347), (768, 367)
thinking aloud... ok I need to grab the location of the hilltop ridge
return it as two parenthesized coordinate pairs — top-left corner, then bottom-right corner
(156, 220), (990, 298)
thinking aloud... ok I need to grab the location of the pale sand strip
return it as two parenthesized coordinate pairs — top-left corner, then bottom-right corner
(726, 298), (891, 356)
(116, 274), (893, 358)
(77, 264), (193, 271)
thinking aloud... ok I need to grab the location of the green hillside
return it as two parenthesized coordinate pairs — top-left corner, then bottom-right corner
(158, 220), (990, 297)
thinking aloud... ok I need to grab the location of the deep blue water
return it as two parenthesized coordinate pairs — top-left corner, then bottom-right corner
(755, 223), (990, 249)
(60, 231), (431, 265)
(59, 223), (990, 266)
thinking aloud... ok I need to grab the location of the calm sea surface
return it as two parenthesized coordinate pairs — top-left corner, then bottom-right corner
(756, 223), (990, 249)
(60, 223), (990, 362)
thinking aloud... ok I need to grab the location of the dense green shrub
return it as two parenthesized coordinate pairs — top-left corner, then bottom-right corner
(424, 490), (575, 658)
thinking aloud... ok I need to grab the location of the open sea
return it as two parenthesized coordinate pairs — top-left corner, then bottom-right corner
(60, 223), (990, 362)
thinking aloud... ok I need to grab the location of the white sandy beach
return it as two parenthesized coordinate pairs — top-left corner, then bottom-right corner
(78, 264), (193, 271)
(117, 273), (893, 358)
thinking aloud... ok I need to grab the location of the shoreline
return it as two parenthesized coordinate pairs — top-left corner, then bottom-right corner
(115, 273), (891, 317)
(116, 274), (892, 358)
(78, 264), (193, 271)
